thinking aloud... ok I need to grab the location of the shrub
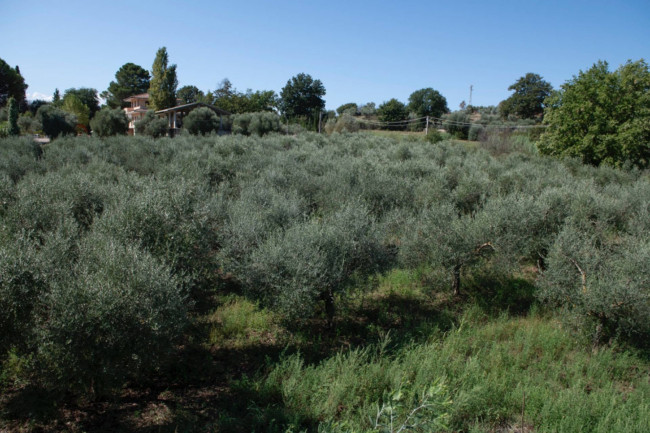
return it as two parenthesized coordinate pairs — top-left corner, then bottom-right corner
(95, 177), (218, 290)
(336, 102), (358, 116)
(537, 224), (650, 344)
(442, 111), (470, 139)
(325, 113), (360, 134)
(426, 129), (444, 143)
(134, 110), (168, 138)
(17, 112), (39, 134)
(3, 170), (107, 238)
(243, 202), (393, 322)
(36, 104), (75, 139)
(33, 232), (187, 396)
(183, 106), (220, 135)
(90, 107), (128, 137)
(232, 112), (282, 136)
(0, 236), (48, 357)
(468, 124), (484, 141)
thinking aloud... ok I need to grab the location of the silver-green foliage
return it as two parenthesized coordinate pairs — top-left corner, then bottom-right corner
(232, 111), (282, 136)
(90, 107), (128, 137)
(243, 202), (393, 320)
(134, 110), (168, 138)
(183, 106), (220, 135)
(538, 223), (650, 342)
(34, 231), (187, 395)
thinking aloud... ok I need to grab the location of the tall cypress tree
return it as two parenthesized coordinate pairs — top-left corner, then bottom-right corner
(52, 89), (62, 107)
(148, 47), (178, 111)
(8, 97), (20, 135)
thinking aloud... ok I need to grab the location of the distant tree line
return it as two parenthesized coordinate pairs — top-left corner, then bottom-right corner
(2, 51), (648, 168)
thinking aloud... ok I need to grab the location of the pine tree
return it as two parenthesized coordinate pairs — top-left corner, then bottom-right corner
(148, 47), (178, 111)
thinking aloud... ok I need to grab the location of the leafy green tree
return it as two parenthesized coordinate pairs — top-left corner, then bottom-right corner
(8, 97), (19, 136)
(279, 73), (326, 129)
(336, 103), (358, 116)
(183, 107), (219, 135)
(28, 99), (48, 115)
(148, 47), (178, 111)
(101, 62), (150, 108)
(500, 73), (552, 119)
(539, 60), (650, 168)
(359, 102), (376, 116)
(63, 88), (100, 119)
(377, 98), (407, 130)
(211, 79), (277, 114)
(36, 105), (75, 139)
(18, 112), (38, 134)
(407, 88), (448, 119)
(245, 89), (278, 112)
(176, 85), (204, 104)
(62, 93), (90, 134)
(90, 107), (128, 136)
(0, 58), (27, 108)
(52, 88), (62, 107)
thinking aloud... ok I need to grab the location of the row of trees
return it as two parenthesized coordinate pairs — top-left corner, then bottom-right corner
(1, 131), (648, 399)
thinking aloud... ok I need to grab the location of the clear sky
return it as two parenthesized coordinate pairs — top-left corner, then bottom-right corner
(1, 0), (648, 111)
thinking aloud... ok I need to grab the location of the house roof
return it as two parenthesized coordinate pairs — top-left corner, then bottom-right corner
(123, 93), (149, 102)
(155, 102), (230, 116)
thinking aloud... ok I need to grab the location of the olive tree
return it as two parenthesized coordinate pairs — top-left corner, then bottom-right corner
(90, 107), (129, 136)
(184, 106), (219, 135)
(242, 202), (393, 324)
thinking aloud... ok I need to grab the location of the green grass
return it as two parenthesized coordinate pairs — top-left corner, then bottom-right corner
(239, 306), (650, 432)
(206, 296), (284, 348)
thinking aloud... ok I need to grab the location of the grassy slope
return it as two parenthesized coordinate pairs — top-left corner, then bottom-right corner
(2, 269), (648, 433)
(233, 270), (650, 432)
(1, 133), (648, 432)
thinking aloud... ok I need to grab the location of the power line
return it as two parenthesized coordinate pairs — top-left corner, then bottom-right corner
(352, 114), (546, 130)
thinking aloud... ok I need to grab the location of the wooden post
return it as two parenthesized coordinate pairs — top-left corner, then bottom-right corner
(425, 116), (429, 135)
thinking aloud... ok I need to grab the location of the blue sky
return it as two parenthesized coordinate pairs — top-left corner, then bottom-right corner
(1, 0), (648, 111)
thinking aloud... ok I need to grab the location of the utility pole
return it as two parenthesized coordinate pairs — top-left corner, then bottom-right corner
(469, 85), (473, 106)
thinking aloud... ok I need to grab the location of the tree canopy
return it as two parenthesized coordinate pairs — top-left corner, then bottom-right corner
(336, 103), (358, 116)
(183, 107), (220, 135)
(62, 93), (90, 134)
(539, 60), (650, 168)
(177, 85), (205, 104)
(499, 73), (552, 119)
(0, 58), (27, 108)
(148, 47), (178, 111)
(90, 107), (129, 137)
(407, 88), (448, 119)
(63, 88), (100, 119)
(102, 63), (151, 108)
(36, 105), (76, 138)
(279, 73), (325, 128)
(210, 78), (278, 114)
(377, 98), (407, 129)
